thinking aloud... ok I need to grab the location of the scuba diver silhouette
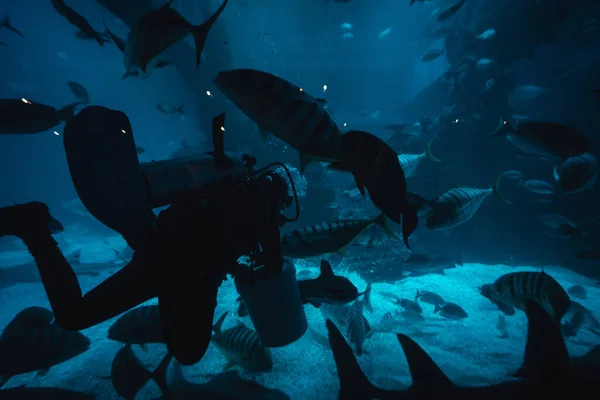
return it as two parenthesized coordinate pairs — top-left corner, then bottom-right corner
(0, 108), (305, 366)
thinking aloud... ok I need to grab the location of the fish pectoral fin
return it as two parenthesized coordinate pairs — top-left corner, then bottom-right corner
(36, 368), (51, 377)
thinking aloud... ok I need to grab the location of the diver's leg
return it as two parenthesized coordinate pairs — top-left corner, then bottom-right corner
(0, 202), (156, 330)
(156, 241), (222, 366)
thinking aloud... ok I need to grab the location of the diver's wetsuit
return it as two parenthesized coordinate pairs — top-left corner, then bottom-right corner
(0, 172), (287, 366)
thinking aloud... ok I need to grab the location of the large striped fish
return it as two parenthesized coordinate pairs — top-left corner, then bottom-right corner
(281, 213), (400, 258)
(479, 271), (571, 323)
(214, 68), (343, 172)
(422, 173), (508, 230)
(211, 312), (273, 373)
(320, 299), (372, 356)
(397, 139), (441, 178)
(553, 152), (598, 194)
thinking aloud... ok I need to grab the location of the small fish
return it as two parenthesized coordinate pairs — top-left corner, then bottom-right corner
(539, 213), (583, 239)
(420, 174), (509, 231)
(108, 344), (171, 400)
(509, 85), (551, 103)
(476, 28), (496, 40)
(520, 179), (555, 195)
(0, 325), (90, 386)
(402, 253), (461, 277)
(394, 297), (423, 314)
(479, 271), (571, 323)
(421, 49), (444, 62)
(567, 285), (587, 300)
(496, 314), (509, 338)
(50, 0), (108, 46)
(501, 170), (523, 180)
(106, 0), (229, 79)
(339, 22), (353, 31)
(157, 103), (185, 116)
(281, 213), (400, 258)
(211, 312), (273, 372)
(483, 78), (495, 93)
(0, 99), (79, 134)
(298, 260), (367, 306)
(0, 15), (24, 38)
(345, 299), (368, 355)
(136, 146), (145, 155)
(378, 26), (392, 40)
(415, 290), (445, 306)
(325, 300), (593, 399)
(434, 302), (468, 320)
(108, 305), (164, 347)
(564, 301), (600, 338)
(397, 139), (441, 178)
(341, 32), (354, 40)
(489, 118), (589, 161)
(436, 0), (467, 22)
(553, 153), (598, 194)
(74, 30), (110, 42)
(476, 58), (494, 70)
(67, 81), (90, 104)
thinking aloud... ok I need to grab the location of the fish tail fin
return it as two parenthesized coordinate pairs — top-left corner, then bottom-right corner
(373, 213), (401, 242)
(57, 102), (80, 122)
(212, 311), (228, 334)
(150, 352), (173, 397)
(177, 104), (185, 116)
(190, 0), (229, 68)
(493, 173), (511, 204)
(326, 319), (381, 399)
(401, 204), (420, 251)
(425, 138), (441, 162)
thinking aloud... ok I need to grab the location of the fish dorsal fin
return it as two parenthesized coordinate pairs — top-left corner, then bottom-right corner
(514, 299), (570, 380)
(396, 334), (455, 390)
(319, 260), (335, 280)
(325, 319), (378, 398)
(213, 311), (228, 334)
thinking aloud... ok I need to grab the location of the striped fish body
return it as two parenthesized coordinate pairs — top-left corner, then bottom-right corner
(425, 187), (493, 230)
(282, 218), (374, 258)
(211, 313), (272, 373)
(320, 303), (372, 338)
(397, 153), (425, 178)
(345, 299), (367, 355)
(108, 305), (164, 345)
(554, 152), (598, 194)
(488, 272), (571, 323)
(0, 325), (90, 375)
(214, 69), (343, 164)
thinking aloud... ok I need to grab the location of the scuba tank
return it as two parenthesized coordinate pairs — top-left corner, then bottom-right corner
(235, 258), (308, 348)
